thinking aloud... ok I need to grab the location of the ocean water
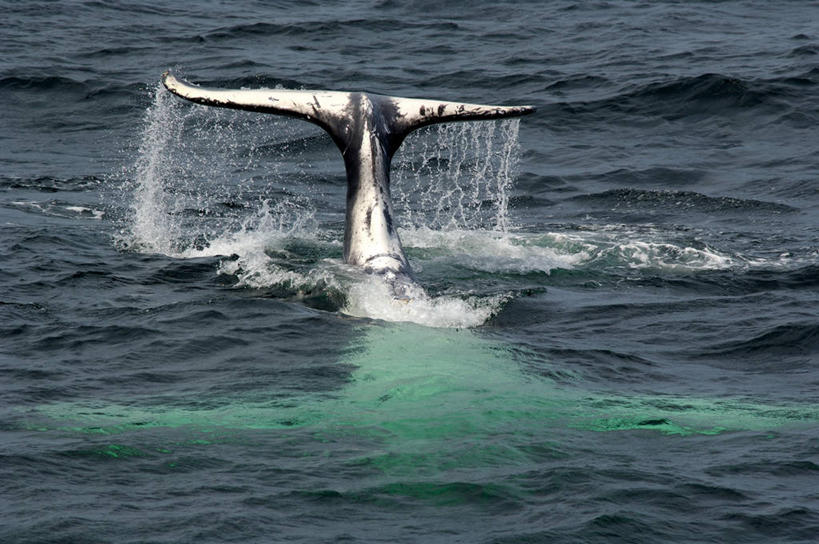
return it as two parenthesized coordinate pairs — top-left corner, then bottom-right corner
(2, 1), (818, 542)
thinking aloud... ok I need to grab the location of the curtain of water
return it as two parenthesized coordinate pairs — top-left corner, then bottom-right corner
(125, 85), (317, 254)
(392, 119), (521, 232)
(129, 85), (184, 253)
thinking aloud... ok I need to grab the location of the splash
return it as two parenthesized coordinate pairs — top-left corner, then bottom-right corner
(123, 83), (321, 256)
(128, 85), (182, 253)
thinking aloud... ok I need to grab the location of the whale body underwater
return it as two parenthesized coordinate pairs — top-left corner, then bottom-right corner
(161, 72), (535, 294)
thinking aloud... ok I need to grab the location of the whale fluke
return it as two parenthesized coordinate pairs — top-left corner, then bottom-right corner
(161, 71), (534, 282)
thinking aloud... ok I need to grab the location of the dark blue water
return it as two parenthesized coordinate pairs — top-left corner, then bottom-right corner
(2, 1), (818, 542)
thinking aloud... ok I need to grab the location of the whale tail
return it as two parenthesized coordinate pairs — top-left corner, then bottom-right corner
(160, 71), (534, 276)
(161, 72), (535, 154)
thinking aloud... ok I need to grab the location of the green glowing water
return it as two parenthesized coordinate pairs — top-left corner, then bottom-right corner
(28, 323), (816, 458)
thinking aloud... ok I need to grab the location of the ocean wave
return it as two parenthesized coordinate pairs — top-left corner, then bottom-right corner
(79, 1), (178, 16)
(0, 176), (102, 193)
(543, 73), (612, 96)
(788, 44), (819, 57)
(623, 73), (778, 111)
(5, 200), (105, 221)
(0, 75), (88, 93)
(202, 19), (461, 42)
(423, 70), (549, 91)
(701, 322), (819, 361)
(573, 188), (797, 214)
(0, 74), (149, 114)
(544, 71), (817, 123)
(78, 45), (154, 59)
(587, 167), (707, 187)
(728, 264), (819, 291)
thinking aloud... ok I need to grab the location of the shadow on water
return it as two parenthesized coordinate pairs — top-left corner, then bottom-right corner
(24, 322), (818, 474)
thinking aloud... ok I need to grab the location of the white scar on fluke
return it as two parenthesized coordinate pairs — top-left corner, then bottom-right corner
(161, 71), (534, 296)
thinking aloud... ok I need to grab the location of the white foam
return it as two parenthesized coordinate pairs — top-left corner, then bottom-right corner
(10, 200), (41, 211)
(11, 200), (105, 220)
(64, 206), (105, 220)
(402, 227), (589, 274)
(541, 226), (740, 272)
(402, 226), (742, 275)
(613, 240), (735, 270)
(342, 275), (504, 328)
(743, 249), (818, 270)
(176, 200), (337, 292)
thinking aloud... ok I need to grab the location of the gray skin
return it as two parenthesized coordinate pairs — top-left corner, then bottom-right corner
(161, 72), (535, 286)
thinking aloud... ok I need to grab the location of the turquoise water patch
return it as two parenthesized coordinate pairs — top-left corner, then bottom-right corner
(26, 323), (816, 445)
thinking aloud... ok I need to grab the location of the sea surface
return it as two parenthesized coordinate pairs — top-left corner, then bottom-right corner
(2, 1), (818, 542)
